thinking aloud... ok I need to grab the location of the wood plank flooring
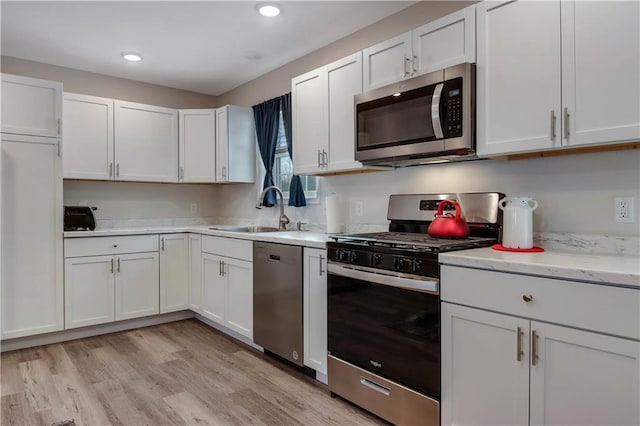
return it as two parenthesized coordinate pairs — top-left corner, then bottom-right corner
(1, 319), (385, 425)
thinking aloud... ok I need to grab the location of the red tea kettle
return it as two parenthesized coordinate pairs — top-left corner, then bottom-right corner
(427, 200), (470, 239)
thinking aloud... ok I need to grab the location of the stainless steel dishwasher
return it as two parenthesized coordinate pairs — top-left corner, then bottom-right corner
(253, 241), (303, 366)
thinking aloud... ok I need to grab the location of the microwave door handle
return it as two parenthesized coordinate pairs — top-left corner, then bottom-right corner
(431, 83), (444, 139)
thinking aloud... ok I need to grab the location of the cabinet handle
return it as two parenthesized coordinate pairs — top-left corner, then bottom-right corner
(110, 258), (114, 274)
(404, 56), (411, 77)
(322, 150), (328, 167)
(116, 163), (120, 177)
(550, 110), (557, 140)
(109, 162), (113, 177)
(317, 150), (322, 168)
(57, 118), (61, 136)
(219, 260), (223, 276)
(563, 107), (570, 140)
(117, 257), (121, 273)
(57, 142), (61, 157)
(516, 327), (523, 362)
(222, 165), (227, 180)
(531, 330), (539, 366)
(522, 294), (533, 303)
(180, 167), (184, 180)
(412, 55), (417, 76)
(161, 237), (165, 251)
(319, 255), (325, 276)
(221, 261), (226, 276)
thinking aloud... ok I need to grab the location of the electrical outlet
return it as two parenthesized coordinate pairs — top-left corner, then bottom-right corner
(615, 197), (635, 223)
(190, 203), (198, 215)
(354, 200), (364, 217)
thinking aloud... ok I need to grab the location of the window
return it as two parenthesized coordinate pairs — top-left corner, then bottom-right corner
(273, 109), (317, 200)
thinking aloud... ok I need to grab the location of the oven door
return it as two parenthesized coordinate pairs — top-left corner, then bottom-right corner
(327, 262), (440, 400)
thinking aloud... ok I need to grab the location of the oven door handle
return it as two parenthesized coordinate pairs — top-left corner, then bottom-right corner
(328, 262), (439, 295)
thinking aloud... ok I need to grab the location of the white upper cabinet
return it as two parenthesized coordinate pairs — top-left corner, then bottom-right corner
(561, 0), (640, 147)
(363, 32), (413, 91)
(477, 0), (562, 156)
(292, 67), (328, 175)
(1, 74), (62, 138)
(114, 101), (178, 182)
(63, 93), (114, 180)
(363, 5), (476, 91)
(293, 52), (372, 175)
(477, 0), (640, 156)
(412, 5), (476, 77)
(178, 109), (216, 183)
(215, 105), (255, 183)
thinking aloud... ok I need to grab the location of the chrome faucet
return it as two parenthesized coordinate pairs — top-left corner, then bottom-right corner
(256, 186), (290, 230)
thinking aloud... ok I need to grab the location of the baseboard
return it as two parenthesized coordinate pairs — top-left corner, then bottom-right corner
(0, 310), (195, 352)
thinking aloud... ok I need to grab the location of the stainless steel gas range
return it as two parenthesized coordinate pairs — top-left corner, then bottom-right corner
(327, 192), (503, 425)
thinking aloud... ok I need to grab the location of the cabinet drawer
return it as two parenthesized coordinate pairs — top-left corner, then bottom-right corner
(202, 235), (252, 261)
(441, 265), (640, 340)
(64, 235), (159, 258)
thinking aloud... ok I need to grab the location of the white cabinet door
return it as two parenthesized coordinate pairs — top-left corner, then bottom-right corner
(64, 255), (115, 329)
(224, 257), (253, 339)
(201, 253), (226, 325)
(561, 0), (640, 147)
(362, 32), (413, 90)
(303, 248), (327, 374)
(1, 74), (62, 138)
(441, 303), (529, 426)
(115, 252), (160, 320)
(292, 67), (328, 175)
(215, 107), (229, 182)
(224, 105), (256, 183)
(114, 101), (178, 182)
(326, 53), (365, 173)
(178, 109), (216, 183)
(412, 5), (476, 76)
(530, 321), (639, 426)
(189, 234), (202, 313)
(476, 0), (562, 156)
(1, 135), (63, 339)
(63, 93), (114, 180)
(159, 234), (189, 313)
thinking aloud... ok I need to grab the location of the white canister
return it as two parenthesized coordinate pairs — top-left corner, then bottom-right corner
(325, 193), (343, 234)
(498, 197), (539, 249)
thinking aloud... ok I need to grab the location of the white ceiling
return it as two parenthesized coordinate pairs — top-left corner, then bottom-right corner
(1, 1), (414, 96)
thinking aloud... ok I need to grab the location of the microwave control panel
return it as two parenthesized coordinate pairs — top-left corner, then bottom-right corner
(443, 77), (463, 138)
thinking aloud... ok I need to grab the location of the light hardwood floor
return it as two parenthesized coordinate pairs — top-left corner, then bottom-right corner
(1, 319), (384, 426)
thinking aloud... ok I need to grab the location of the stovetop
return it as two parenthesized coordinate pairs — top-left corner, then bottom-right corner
(330, 232), (497, 253)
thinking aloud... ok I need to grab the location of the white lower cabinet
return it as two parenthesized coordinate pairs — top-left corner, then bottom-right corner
(114, 252), (159, 321)
(201, 236), (253, 340)
(303, 248), (327, 375)
(64, 255), (116, 329)
(63, 235), (159, 328)
(189, 234), (203, 313)
(441, 265), (639, 426)
(159, 233), (189, 313)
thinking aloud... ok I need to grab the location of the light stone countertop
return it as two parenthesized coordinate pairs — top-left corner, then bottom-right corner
(439, 247), (640, 288)
(63, 225), (331, 249)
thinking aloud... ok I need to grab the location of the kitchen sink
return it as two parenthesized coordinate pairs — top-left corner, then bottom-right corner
(208, 225), (281, 233)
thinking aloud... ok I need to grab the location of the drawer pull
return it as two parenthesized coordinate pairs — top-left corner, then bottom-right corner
(360, 377), (391, 396)
(522, 294), (533, 303)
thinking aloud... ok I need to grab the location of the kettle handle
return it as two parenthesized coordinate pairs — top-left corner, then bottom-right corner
(528, 199), (539, 211)
(436, 200), (462, 219)
(498, 198), (508, 211)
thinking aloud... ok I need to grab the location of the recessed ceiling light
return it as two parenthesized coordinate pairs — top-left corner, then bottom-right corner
(121, 52), (143, 62)
(257, 3), (280, 17)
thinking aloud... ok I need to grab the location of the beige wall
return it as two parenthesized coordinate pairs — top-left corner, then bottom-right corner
(1, 56), (218, 108)
(217, 1), (475, 107)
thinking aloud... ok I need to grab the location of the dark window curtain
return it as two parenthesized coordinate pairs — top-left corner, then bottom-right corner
(280, 93), (307, 207)
(252, 98), (281, 207)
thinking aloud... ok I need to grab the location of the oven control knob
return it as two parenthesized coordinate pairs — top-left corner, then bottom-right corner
(348, 251), (358, 262)
(412, 259), (423, 273)
(371, 254), (382, 266)
(394, 257), (406, 269)
(337, 249), (348, 261)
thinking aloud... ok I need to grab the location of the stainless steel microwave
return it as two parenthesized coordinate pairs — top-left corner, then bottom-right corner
(355, 63), (475, 166)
